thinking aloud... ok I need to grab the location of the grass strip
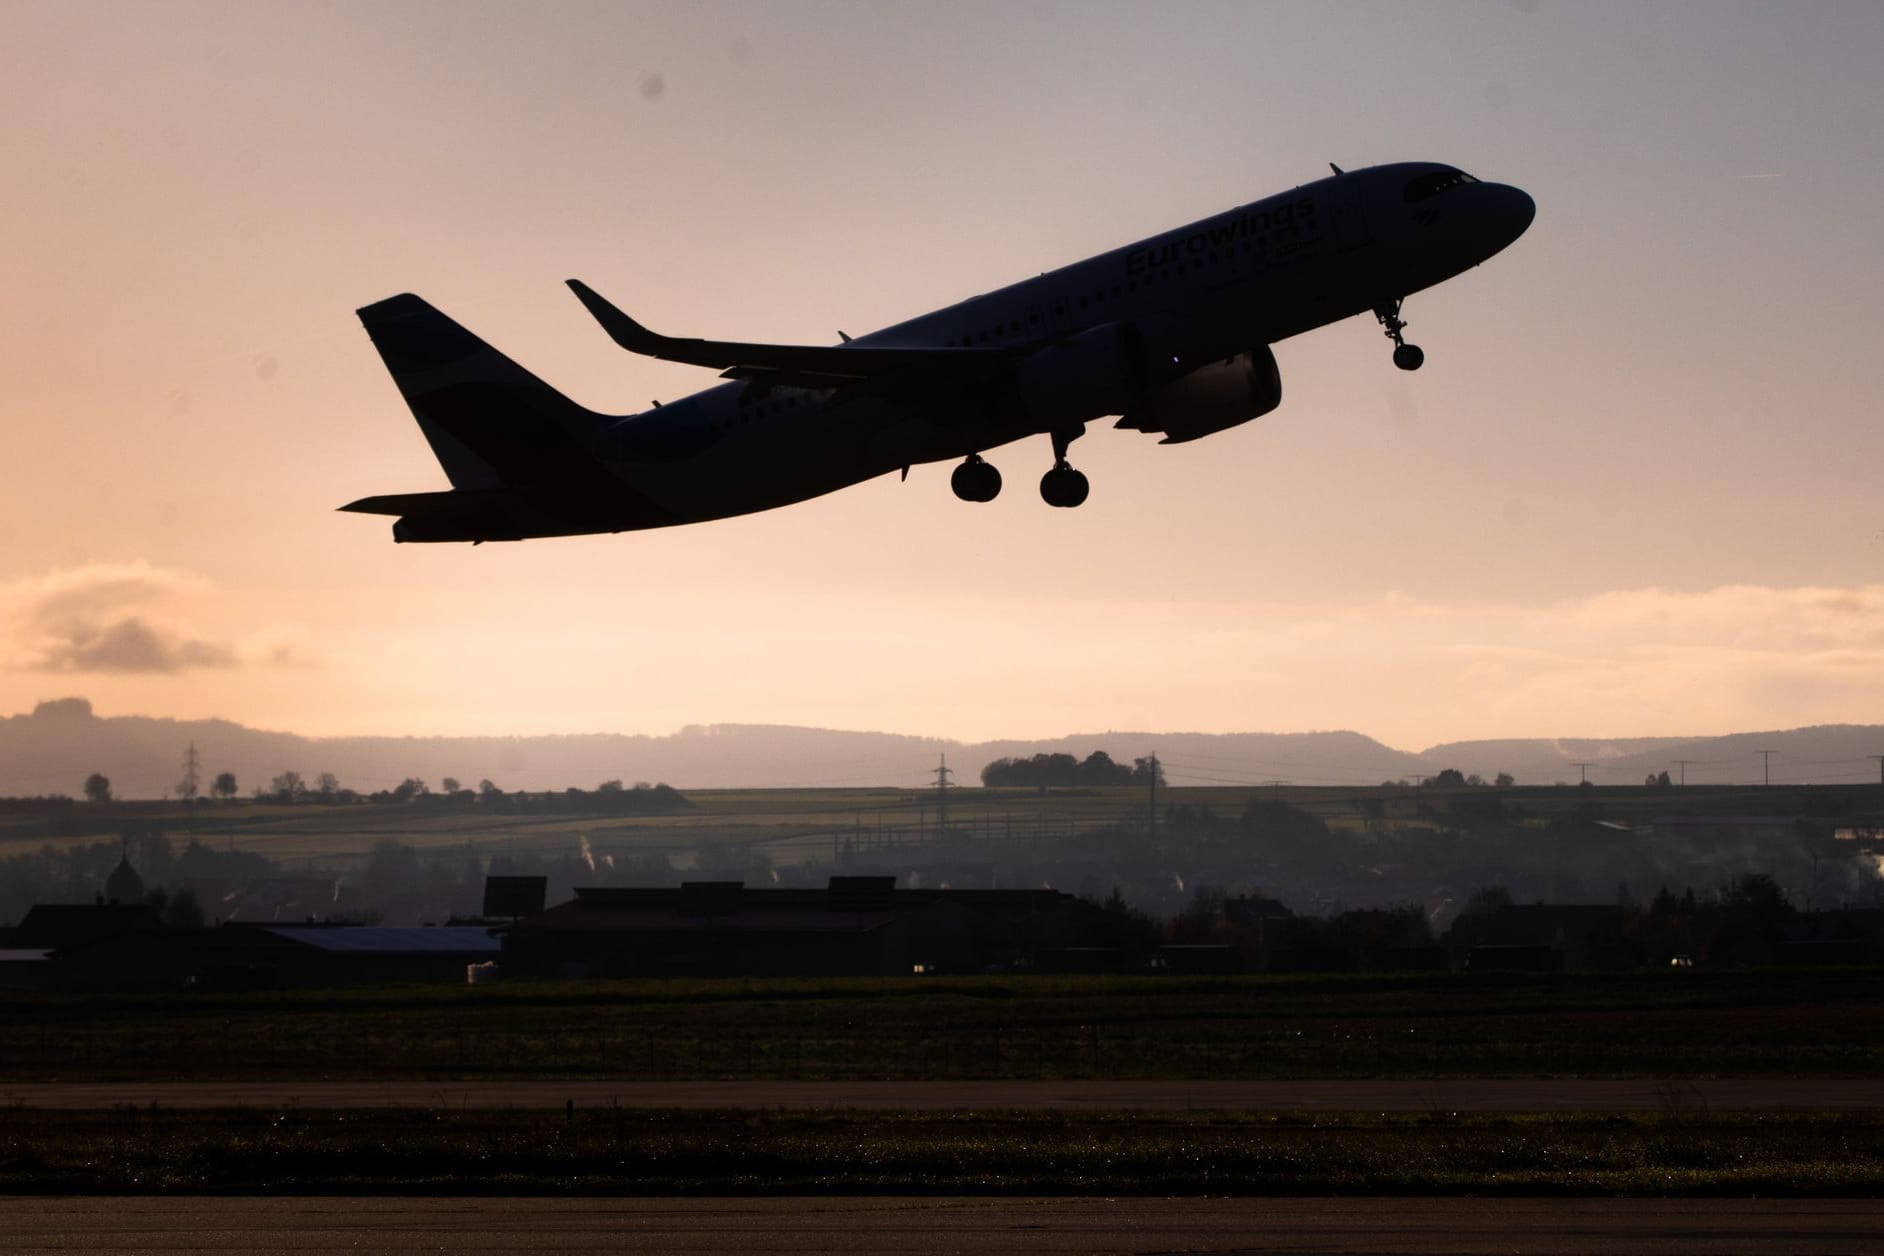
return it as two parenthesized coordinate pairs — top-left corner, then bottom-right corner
(5, 970), (1884, 1082)
(0, 1108), (1880, 1196)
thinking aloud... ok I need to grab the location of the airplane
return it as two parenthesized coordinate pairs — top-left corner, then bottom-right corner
(343, 162), (1534, 542)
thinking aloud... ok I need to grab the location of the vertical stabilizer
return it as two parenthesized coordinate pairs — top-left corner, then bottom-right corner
(357, 294), (620, 489)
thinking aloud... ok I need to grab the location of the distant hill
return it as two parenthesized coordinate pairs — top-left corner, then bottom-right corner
(2, 698), (1879, 798)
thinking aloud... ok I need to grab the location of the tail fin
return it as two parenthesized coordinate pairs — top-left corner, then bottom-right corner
(357, 294), (620, 489)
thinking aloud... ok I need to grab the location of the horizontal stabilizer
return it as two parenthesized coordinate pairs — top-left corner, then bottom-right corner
(338, 489), (520, 516)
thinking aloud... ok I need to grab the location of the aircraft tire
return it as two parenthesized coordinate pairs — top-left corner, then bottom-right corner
(1040, 466), (1089, 508)
(952, 460), (1001, 502)
(1393, 343), (1425, 371)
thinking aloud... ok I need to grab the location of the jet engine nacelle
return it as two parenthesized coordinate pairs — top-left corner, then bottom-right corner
(1114, 346), (1282, 444)
(1015, 322), (1143, 426)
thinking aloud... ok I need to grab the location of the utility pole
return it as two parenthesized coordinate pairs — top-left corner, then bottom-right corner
(1758, 749), (1775, 787)
(1147, 752), (1159, 846)
(1571, 762), (1594, 786)
(931, 754), (952, 843)
(1672, 759), (1693, 788)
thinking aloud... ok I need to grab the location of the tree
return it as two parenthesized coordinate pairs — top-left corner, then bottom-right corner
(1724, 873), (1794, 921)
(1076, 751), (1133, 785)
(1428, 768), (1467, 788)
(212, 771), (238, 803)
(269, 770), (307, 803)
(1130, 755), (1165, 786)
(441, 777), (462, 796)
(478, 779), (502, 799)
(1460, 885), (1513, 918)
(597, 779), (624, 793)
(391, 777), (427, 802)
(1494, 772), (1516, 788)
(164, 889), (205, 929)
(315, 771), (341, 801)
(83, 773), (112, 803)
(364, 839), (423, 897)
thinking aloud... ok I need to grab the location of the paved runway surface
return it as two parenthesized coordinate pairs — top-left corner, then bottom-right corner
(5, 1197), (1880, 1254)
(4, 1078), (1880, 1110)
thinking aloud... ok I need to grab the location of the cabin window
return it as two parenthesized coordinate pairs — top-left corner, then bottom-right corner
(1403, 169), (1478, 202)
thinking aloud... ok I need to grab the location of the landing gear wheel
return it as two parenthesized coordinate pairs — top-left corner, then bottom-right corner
(1374, 299), (1423, 370)
(1040, 465), (1090, 508)
(950, 456), (1001, 503)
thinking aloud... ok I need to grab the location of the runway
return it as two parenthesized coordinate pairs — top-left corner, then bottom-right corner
(4, 1196), (1879, 1254)
(3, 1077), (1877, 1111)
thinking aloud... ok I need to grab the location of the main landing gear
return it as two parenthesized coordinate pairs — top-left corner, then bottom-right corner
(1374, 299), (1425, 371)
(1039, 425), (1089, 509)
(950, 454), (1002, 503)
(950, 426), (1090, 509)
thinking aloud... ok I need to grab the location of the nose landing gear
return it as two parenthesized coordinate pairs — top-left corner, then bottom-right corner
(950, 454), (1002, 503)
(1374, 299), (1425, 371)
(1039, 424), (1090, 508)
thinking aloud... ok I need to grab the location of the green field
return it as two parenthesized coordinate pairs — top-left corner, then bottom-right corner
(7, 970), (1883, 1197)
(4, 1107), (1880, 1196)
(4, 969), (1881, 1082)
(6, 779), (1868, 871)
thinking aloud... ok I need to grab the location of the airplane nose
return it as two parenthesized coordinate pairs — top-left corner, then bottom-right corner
(1496, 184), (1536, 242)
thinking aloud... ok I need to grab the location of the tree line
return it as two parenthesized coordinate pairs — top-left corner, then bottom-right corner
(981, 751), (1164, 790)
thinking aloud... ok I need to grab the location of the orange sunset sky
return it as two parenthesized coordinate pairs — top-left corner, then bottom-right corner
(5, 1), (1883, 758)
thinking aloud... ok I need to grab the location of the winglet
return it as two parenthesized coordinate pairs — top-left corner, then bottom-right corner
(566, 279), (669, 356)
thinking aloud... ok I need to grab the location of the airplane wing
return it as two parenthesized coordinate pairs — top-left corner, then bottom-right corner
(566, 279), (1017, 392)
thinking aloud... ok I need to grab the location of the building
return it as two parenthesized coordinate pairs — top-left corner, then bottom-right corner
(40, 923), (500, 992)
(501, 876), (1099, 978)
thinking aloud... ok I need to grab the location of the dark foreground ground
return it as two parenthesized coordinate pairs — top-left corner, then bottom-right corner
(6, 1196), (1881, 1255)
(7, 969), (1883, 1082)
(5, 1107), (1880, 1196)
(6, 1078), (1883, 1111)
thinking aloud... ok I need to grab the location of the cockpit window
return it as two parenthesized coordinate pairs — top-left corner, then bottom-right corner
(1403, 170), (1479, 202)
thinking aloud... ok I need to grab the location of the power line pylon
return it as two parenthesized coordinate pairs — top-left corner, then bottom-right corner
(931, 754), (953, 843)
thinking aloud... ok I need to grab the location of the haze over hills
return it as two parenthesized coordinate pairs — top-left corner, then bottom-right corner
(5, 698), (1882, 799)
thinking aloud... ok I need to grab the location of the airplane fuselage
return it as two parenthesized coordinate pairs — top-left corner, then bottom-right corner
(348, 162), (1533, 541)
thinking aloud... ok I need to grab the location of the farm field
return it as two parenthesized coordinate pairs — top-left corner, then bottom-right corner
(3, 969), (1881, 1083)
(0, 781), (1865, 871)
(3, 1107), (1881, 1196)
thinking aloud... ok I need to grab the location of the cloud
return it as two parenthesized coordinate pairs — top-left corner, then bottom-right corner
(3, 561), (317, 676)
(28, 615), (234, 674)
(16, 562), (207, 633)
